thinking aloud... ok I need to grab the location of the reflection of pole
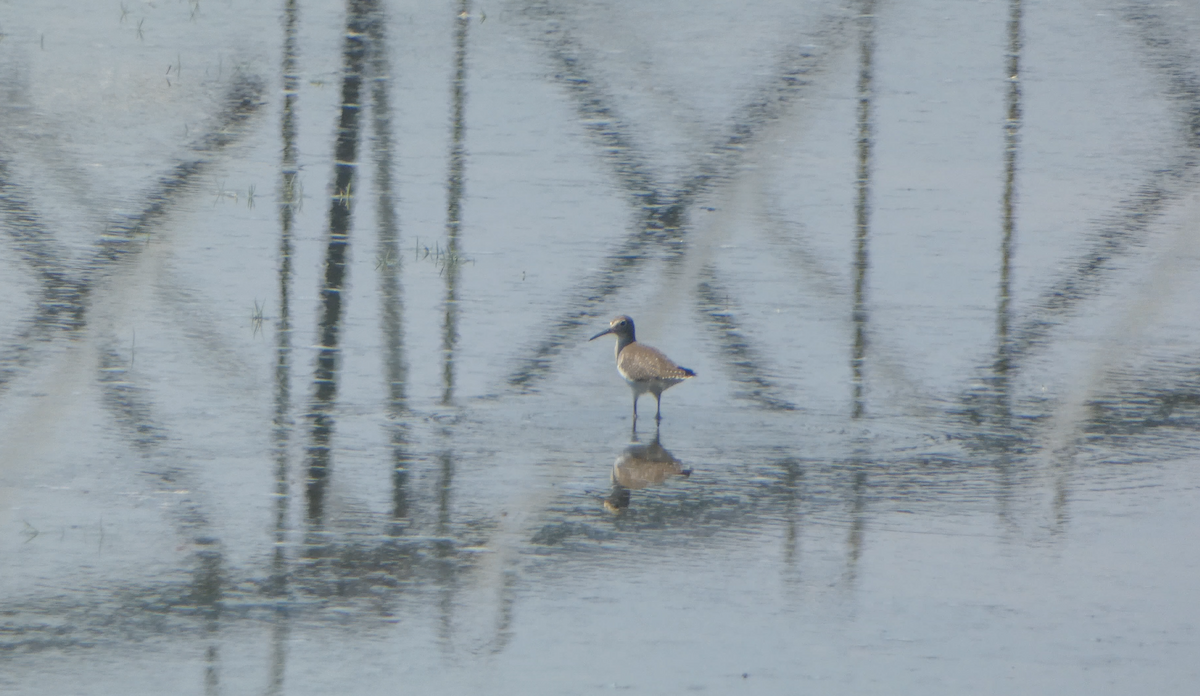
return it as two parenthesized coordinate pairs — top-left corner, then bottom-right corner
(204, 643), (220, 696)
(996, 0), (1022, 399)
(436, 449), (457, 646)
(844, 468), (867, 585)
(305, 0), (373, 521)
(265, 611), (288, 696)
(994, 0), (1023, 533)
(194, 542), (223, 696)
(781, 459), (804, 582)
(434, 0), (471, 649)
(365, 4), (411, 526)
(266, 4), (300, 691)
(442, 0), (470, 406)
(270, 0), (300, 593)
(842, 0), (876, 592)
(851, 0), (875, 419)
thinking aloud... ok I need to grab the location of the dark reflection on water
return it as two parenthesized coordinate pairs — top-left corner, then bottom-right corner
(278, 2), (495, 658)
(696, 268), (796, 410)
(0, 78), (267, 656)
(842, 466), (867, 585)
(266, 2), (301, 691)
(952, 0), (1200, 464)
(1000, 3), (1200, 379)
(851, 0), (875, 420)
(434, 0), (472, 649)
(193, 541), (224, 696)
(779, 457), (805, 581)
(507, 2), (859, 395)
(1087, 369), (1200, 443)
(304, 0), (374, 522)
(441, 0), (470, 407)
(365, 0), (411, 526)
(3, 0), (1200, 689)
(954, 9), (1200, 484)
(0, 74), (264, 391)
(434, 450), (458, 646)
(269, 0), (300, 598)
(994, 0), (1021, 390)
(985, 0), (1024, 534)
(0, 158), (88, 342)
(204, 644), (220, 696)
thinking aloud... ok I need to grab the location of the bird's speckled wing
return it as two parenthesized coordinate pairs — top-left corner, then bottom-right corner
(617, 343), (696, 382)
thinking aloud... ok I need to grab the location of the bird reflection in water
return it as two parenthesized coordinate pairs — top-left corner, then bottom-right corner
(604, 429), (692, 513)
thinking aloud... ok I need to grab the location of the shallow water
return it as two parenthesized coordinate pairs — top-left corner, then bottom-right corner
(3, 0), (1200, 694)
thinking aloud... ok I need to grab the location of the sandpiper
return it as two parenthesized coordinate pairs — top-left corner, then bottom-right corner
(589, 315), (696, 420)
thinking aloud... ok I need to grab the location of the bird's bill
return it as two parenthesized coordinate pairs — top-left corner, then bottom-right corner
(589, 327), (614, 341)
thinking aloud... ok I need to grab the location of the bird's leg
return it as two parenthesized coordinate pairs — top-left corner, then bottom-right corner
(655, 393), (663, 421)
(632, 392), (638, 418)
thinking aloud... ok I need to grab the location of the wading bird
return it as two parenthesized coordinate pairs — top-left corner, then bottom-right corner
(589, 315), (696, 420)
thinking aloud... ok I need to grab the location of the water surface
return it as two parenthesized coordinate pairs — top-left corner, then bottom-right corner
(2, 1), (1199, 694)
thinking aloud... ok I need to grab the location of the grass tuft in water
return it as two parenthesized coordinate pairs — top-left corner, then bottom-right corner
(413, 236), (474, 275)
(252, 300), (265, 338)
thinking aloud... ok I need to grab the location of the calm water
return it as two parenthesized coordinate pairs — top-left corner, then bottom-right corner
(2, 1), (1200, 694)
